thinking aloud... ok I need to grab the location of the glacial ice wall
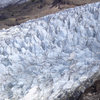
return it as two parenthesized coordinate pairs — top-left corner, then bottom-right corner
(0, 2), (100, 100)
(0, 0), (29, 8)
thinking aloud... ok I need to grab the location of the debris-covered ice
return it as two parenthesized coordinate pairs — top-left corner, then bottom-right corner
(0, 2), (100, 100)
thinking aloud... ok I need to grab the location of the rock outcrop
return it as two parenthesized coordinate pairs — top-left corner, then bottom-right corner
(0, 2), (100, 100)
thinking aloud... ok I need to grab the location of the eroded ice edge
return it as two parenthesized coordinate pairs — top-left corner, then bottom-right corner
(0, 2), (100, 100)
(0, 0), (29, 8)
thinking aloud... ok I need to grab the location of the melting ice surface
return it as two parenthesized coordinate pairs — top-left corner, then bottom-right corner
(0, 2), (100, 100)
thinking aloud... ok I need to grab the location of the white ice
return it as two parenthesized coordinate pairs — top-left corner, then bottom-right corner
(0, 2), (100, 100)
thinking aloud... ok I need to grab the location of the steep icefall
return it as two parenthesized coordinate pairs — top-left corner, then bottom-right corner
(0, 2), (100, 100)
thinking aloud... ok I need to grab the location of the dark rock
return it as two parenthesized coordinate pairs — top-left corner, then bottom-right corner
(0, 13), (8, 20)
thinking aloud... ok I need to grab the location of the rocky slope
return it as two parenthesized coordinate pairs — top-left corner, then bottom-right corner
(0, 0), (75, 29)
(80, 80), (100, 100)
(0, 0), (100, 8)
(0, 0), (100, 30)
(0, 2), (100, 100)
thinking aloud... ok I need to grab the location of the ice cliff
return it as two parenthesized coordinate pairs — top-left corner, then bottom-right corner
(0, 2), (100, 100)
(0, 0), (29, 8)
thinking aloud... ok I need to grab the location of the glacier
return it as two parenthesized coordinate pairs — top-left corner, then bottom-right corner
(0, 2), (100, 100)
(0, 0), (29, 8)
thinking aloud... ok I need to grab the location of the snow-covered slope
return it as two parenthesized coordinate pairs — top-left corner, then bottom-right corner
(0, 2), (100, 100)
(0, 0), (29, 8)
